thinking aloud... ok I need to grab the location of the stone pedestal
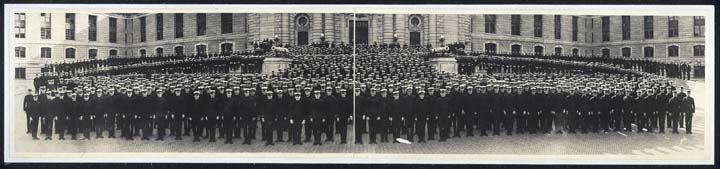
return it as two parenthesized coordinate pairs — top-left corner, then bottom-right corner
(428, 57), (458, 74)
(262, 57), (293, 75)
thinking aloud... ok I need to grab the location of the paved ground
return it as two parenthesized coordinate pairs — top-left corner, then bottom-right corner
(8, 79), (708, 157)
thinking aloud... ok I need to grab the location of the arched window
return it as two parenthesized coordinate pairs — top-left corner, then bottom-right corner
(643, 46), (654, 57)
(156, 47), (164, 57)
(572, 48), (579, 56)
(554, 47), (562, 55)
(693, 45), (705, 57)
(484, 43), (497, 54)
(196, 44), (207, 55)
(88, 49), (97, 59)
(667, 45), (679, 57)
(601, 48), (610, 57)
(511, 44), (522, 54)
(621, 47), (631, 57)
(109, 49), (118, 56)
(139, 49), (147, 57)
(65, 48), (76, 58)
(174, 46), (184, 56)
(534, 46), (544, 55)
(221, 43), (233, 55)
(15, 47), (26, 58)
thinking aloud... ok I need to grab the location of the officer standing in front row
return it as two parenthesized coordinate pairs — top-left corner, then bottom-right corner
(289, 92), (306, 145)
(27, 92), (43, 140)
(337, 89), (351, 144)
(437, 88), (451, 142)
(682, 90), (695, 134)
(415, 90), (430, 143)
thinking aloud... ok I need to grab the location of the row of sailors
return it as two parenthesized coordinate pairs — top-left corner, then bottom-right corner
(23, 81), (695, 145)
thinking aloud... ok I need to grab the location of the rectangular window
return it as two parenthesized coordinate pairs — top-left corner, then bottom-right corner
(197, 13), (206, 36)
(511, 15), (521, 36)
(221, 13), (233, 34)
(40, 13), (52, 39)
(156, 14), (164, 40)
(668, 16), (679, 38)
(534, 15), (543, 37)
(109, 18), (117, 43)
(175, 13), (184, 38)
(601, 16), (610, 41)
(554, 15), (561, 39)
(15, 68), (26, 79)
(621, 16), (631, 40)
(622, 48), (631, 57)
(65, 13), (75, 40)
(88, 49), (97, 59)
(572, 16), (578, 41)
(88, 15), (97, 41)
(644, 16), (654, 39)
(15, 47), (26, 58)
(693, 16), (705, 37)
(65, 48), (76, 58)
(41, 48), (52, 58)
(140, 16), (146, 42)
(693, 45), (705, 56)
(14, 13), (26, 38)
(484, 15), (496, 34)
(668, 46), (679, 57)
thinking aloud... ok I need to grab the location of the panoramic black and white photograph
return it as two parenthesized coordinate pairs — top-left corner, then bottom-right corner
(3, 5), (714, 164)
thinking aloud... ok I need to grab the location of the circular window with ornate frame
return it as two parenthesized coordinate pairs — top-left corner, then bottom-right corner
(297, 15), (309, 27)
(410, 17), (420, 26)
(408, 15), (423, 32)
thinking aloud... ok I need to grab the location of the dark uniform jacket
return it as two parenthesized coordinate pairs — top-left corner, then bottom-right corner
(289, 98), (306, 120)
(80, 98), (94, 119)
(416, 96), (432, 119)
(65, 98), (81, 119)
(388, 98), (403, 120)
(310, 96), (325, 120)
(401, 94), (417, 119)
(221, 95), (237, 119)
(681, 96), (695, 114)
(189, 97), (205, 119)
(153, 96), (169, 118)
(26, 97), (43, 118)
(261, 97), (278, 120)
(338, 95), (352, 118)
(436, 95), (450, 118)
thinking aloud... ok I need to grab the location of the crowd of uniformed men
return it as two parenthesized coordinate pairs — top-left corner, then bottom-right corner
(22, 45), (697, 147)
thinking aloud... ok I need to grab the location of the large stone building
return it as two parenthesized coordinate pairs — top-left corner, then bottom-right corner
(10, 13), (706, 79)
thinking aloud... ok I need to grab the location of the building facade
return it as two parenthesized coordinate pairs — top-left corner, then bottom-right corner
(10, 13), (706, 79)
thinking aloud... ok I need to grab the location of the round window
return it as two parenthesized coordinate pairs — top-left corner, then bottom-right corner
(298, 17), (308, 26)
(410, 17), (420, 26)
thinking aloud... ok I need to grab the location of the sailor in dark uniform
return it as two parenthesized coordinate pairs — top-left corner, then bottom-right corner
(27, 93), (42, 140)
(190, 91), (204, 142)
(153, 89), (169, 141)
(682, 90), (695, 134)
(221, 88), (237, 144)
(415, 90), (430, 143)
(289, 92), (305, 145)
(310, 90), (325, 145)
(437, 88), (451, 142)
(337, 88), (351, 144)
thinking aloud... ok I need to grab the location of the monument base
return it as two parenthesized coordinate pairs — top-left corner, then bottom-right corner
(428, 57), (458, 74)
(261, 57), (293, 75)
